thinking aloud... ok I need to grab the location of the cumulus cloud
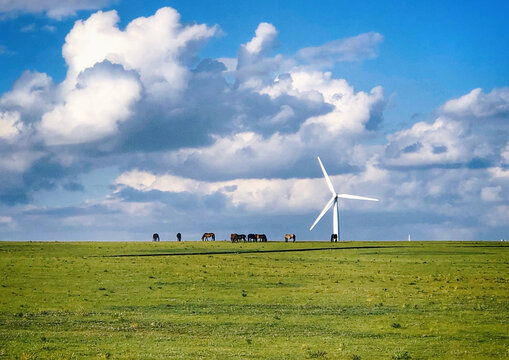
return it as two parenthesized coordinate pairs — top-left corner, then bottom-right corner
(0, 0), (114, 19)
(243, 22), (278, 56)
(39, 62), (141, 145)
(234, 22), (282, 90)
(442, 87), (509, 119)
(385, 87), (509, 169)
(384, 117), (468, 167)
(61, 7), (218, 98)
(113, 166), (382, 214)
(290, 71), (385, 134)
(0, 71), (55, 121)
(0, 6), (507, 240)
(0, 111), (24, 140)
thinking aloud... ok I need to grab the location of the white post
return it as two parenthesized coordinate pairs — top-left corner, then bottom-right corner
(333, 198), (339, 240)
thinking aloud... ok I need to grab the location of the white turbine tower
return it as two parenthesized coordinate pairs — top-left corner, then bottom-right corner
(309, 156), (379, 241)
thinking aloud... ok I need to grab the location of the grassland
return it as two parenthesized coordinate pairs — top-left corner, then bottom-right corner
(0, 241), (507, 359)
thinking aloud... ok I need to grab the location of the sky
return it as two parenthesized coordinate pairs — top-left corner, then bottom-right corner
(0, 0), (508, 241)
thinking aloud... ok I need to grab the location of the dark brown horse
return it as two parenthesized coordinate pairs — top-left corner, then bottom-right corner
(248, 234), (256, 242)
(176, 233), (181, 241)
(255, 234), (267, 242)
(202, 232), (215, 241)
(231, 234), (247, 243)
(152, 233), (160, 242)
(284, 233), (296, 242)
(331, 234), (338, 242)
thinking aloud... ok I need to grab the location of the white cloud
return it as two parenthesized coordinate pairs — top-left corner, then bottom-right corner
(296, 32), (384, 66)
(0, 111), (24, 140)
(0, 150), (44, 172)
(61, 7), (218, 98)
(217, 57), (237, 72)
(20, 24), (36, 32)
(101, 196), (164, 217)
(234, 22), (281, 90)
(482, 205), (509, 227)
(0, 216), (13, 224)
(261, 71), (385, 134)
(489, 167), (509, 180)
(0, 0), (114, 19)
(481, 186), (502, 202)
(114, 163), (383, 214)
(384, 88), (509, 169)
(501, 142), (509, 164)
(243, 22), (277, 55)
(442, 87), (509, 119)
(20, 23), (57, 33)
(296, 72), (384, 134)
(385, 117), (469, 166)
(0, 6), (507, 241)
(168, 131), (303, 177)
(0, 71), (54, 116)
(39, 63), (141, 145)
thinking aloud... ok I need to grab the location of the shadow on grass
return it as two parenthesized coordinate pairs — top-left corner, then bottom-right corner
(101, 245), (407, 258)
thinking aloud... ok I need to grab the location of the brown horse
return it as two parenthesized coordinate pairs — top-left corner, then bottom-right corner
(231, 234), (246, 243)
(255, 234), (267, 242)
(152, 233), (160, 242)
(202, 232), (215, 241)
(248, 234), (256, 242)
(284, 233), (296, 242)
(331, 234), (338, 242)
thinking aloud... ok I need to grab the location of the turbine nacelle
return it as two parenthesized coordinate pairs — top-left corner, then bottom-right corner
(309, 157), (379, 240)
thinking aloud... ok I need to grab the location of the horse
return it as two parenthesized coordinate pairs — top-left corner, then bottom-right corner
(176, 233), (181, 242)
(284, 233), (296, 242)
(152, 233), (160, 242)
(231, 234), (247, 243)
(248, 234), (256, 242)
(255, 234), (267, 242)
(331, 234), (338, 242)
(202, 232), (215, 241)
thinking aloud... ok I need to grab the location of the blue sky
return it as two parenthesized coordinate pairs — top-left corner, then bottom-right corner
(0, 0), (508, 241)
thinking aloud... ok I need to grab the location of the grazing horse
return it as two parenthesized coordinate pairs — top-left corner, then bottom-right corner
(255, 234), (267, 242)
(331, 234), (338, 242)
(248, 234), (256, 242)
(284, 233), (296, 242)
(202, 232), (215, 241)
(176, 233), (181, 242)
(231, 234), (247, 243)
(152, 233), (160, 242)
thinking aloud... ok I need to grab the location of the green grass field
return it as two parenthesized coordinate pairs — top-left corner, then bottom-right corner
(0, 241), (507, 359)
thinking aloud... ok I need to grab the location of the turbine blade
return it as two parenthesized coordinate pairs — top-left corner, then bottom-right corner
(337, 193), (379, 201)
(309, 196), (336, 231)
(317, 156), (336, 195)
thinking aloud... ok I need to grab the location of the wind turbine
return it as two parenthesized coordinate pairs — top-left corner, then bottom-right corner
(309, 156), (379, 241)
